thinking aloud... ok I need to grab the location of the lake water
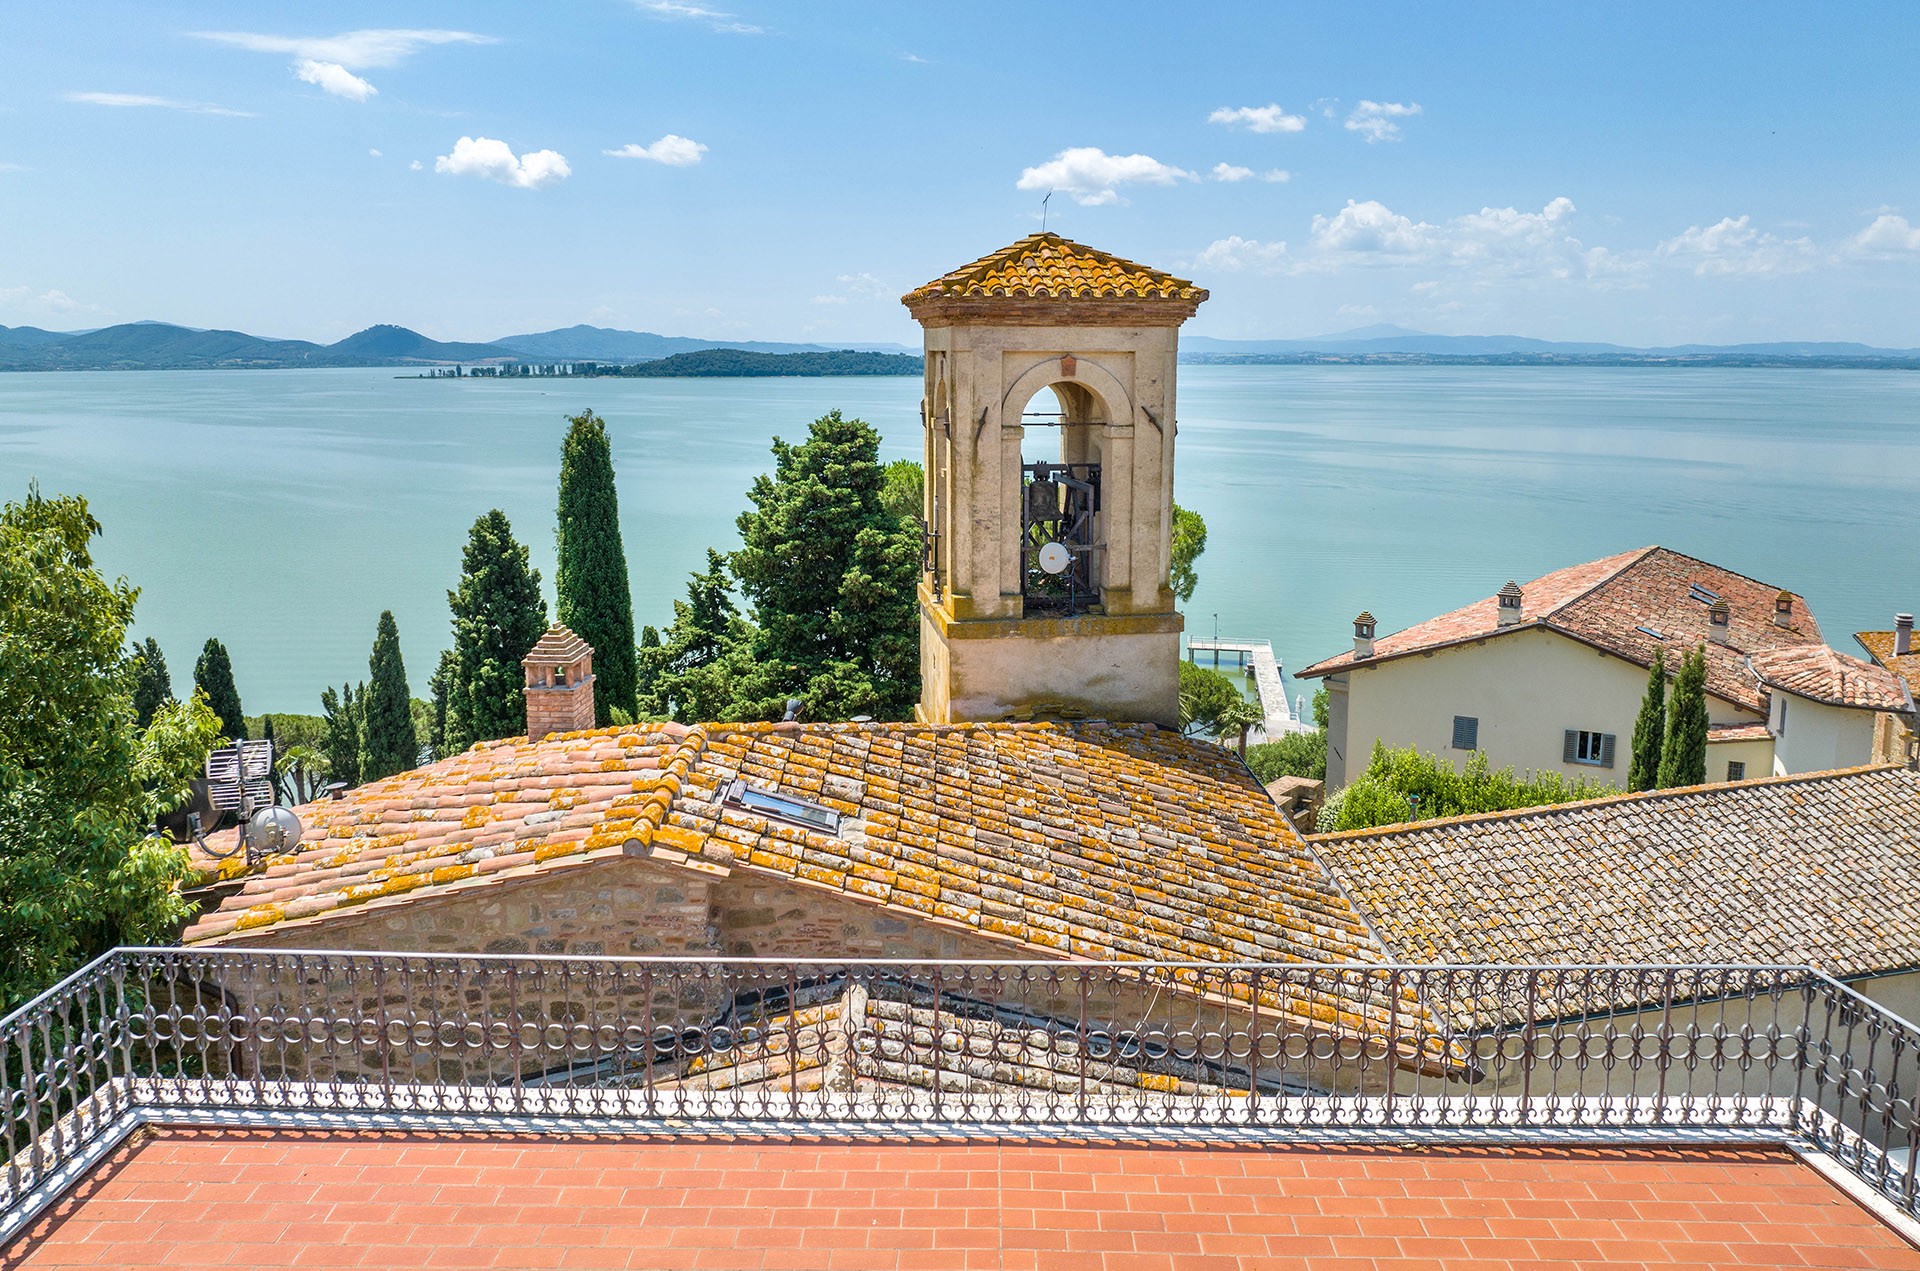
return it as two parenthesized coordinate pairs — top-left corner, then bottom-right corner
(2, 366), (1916, 715)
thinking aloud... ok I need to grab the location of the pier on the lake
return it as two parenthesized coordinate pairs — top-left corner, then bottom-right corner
(1187, 637), (1308, 739)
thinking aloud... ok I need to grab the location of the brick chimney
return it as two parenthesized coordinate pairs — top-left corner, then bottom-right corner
(1353, 612), (1376, 660)
(1496, 580), (1524, 628)
(1707, 599), (1732, 645)
(1898, 613), (1914, 657)
(522, 625), (596, 740)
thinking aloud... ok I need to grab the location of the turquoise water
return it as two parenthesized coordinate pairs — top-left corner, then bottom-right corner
(1, 366), (1915, 715)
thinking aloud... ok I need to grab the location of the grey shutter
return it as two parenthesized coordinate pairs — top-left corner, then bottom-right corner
(1452, 716), (1477, 750)
(1563, 729), (1579, 763)
(1600, 733), (1617, 768)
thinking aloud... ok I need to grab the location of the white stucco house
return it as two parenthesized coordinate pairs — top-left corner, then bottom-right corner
(1297, 546), (1913, 789)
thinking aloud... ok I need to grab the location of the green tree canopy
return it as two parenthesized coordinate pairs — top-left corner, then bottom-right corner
(319, 682), (362, 789)
(879, 458), (923, 522)
(193, 637), (245, 741)
(555, 409), (637, 725)
(0, 486), (220, 1007)
(1178, 660), (1244, 735)
(444, 509), (549, 749)
(1317, 742), (1618, 834)
(638, 550), (757, 723)
(1657, 644), (1710, 788)
(427, 649), (456, 756)
(360, 610), (415, 781)
(1627, 646), (1668, 791)
(730, 410), (920, 720)
(1170, 504), (1207, 606)
(131, 636), (173, 729)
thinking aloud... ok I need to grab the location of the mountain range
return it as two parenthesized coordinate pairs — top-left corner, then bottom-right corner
(2, 319), (1916, 372)
(0, 321), (915, 372)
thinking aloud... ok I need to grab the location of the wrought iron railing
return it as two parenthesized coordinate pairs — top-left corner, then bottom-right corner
(4, 952), (1917, 1244)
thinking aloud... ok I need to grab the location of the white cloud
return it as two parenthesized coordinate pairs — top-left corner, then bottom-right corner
(1016, 147), (1195, 206)
(1207, 103), (1306, 134)
(1289, 195), (1644, 288)
(294, 59), (376, 101)
(901, 53), (930, 64)
(603, 135), (708, 166)
(1851, 213), (1920, 256)
(1212, 163), (1289, 183)
(65, 91), (254, 117)
(1312, 199), (1437, 254)
(368, 148), (383, 158)
(37, 289), (83, 314)
(1345, 100), (1422, 143)
(631, 1), (763, 34)
(408, 159), (423, 171)
(811, 273), (887, 305)
(434, 136), (570, 190)
(195, 29), (491, 101)
(1656, 215), (1816, 277)
(1194, 237), (1290, 272)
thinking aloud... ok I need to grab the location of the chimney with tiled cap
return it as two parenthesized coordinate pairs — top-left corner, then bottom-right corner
(1898, 613), (1914, 657)
(1353, 612), (1376, 660)
(1707, 599), (1732, 645)
(1773, 590), (1794, 628)
(522, 624), (596, 740)
(1496, 580), (1524, 628)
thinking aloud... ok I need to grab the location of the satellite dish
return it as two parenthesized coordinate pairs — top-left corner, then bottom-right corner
(157, 778), (219, 844)
(247, 806), (303, 855)
(1038, 541), (1072, 575)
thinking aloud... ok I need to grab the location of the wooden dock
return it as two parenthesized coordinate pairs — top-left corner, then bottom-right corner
(1187, 637), (1306, 739)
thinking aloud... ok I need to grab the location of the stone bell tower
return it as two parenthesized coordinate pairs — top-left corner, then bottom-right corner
(903, 233), (1207, 726)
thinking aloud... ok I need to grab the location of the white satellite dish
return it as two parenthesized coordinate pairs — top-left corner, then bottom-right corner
(1038, 541), (1071, 574)
(247, 805), (303, 854)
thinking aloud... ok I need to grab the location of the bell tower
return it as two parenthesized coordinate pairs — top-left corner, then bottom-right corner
(903, 233), (1207, 726)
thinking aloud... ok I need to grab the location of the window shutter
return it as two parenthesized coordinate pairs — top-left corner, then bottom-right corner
(1452, 716), (1477, 750)
(1563, 730), (1578, 763)
(1600, 733), (1617, 768)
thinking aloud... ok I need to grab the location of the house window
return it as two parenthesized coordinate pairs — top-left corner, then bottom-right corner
(724, 779), (841, 835)
(1727, 761), (1747, 781)
(1451, 716), (1478, 750)
(1564, 729), (1616, 767)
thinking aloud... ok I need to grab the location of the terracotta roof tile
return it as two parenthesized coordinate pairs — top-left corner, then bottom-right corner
(1750, 644), (1910, 710)
(1857, 629), (1920, 699)
(903, 233), (1206, 304)
(1299, 546), (1863, 715)
(1310, 765), (1920, 1022)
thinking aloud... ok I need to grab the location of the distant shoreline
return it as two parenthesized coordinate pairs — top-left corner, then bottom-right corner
(1184, 353), (1920, 370)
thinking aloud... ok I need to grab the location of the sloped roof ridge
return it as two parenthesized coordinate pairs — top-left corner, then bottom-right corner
(1536, 545), (1660, 621)
(1307, 763), (1905, 844)
(1619, 544), (1800, 602)
(903, 232), (1205, 303)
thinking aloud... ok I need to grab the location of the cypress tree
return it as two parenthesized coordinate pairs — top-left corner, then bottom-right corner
(319, 682), (362, 788)
(360, 610), (415, 781)
(131, 636), (173, 729)
(428, 649), (457, 756)
(1657, 644), (1710, 788)
(730, 410), (920, 720)
(193, 638), (245, 741)
(555, 409), (637, 726)
(445, 509), (549, 749)
(1626, 646), (1667, 791)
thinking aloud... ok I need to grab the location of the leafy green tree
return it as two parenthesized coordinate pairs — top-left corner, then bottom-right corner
(1317, 742), (1617, 833)
(428, 649), (457, 755)
(193, 638), (245, 741)
(1170, 504), (1207, 606)
(639, 551), (758, 723)
(444, 510), (549, 749)
(1657, 644), (1710, 788)
(555, 409), (637, 725)
(319, 682), (362, 789)
(634, 625), (662, 709)
(879, 458), (923, 522)
(0, 486), (220, 1007)
(730, 410), (920, 720)
(1218, 697), (1264, 755)
(1247, 731), (1328, 784)
(131, 636), (173, 729)
(1178, 660), (1243, 735)
(360, 610), (415, 781)
(1627, 647), (1668, 791)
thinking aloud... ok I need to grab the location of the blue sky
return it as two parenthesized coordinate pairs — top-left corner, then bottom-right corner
(4, 2), (1919, 346)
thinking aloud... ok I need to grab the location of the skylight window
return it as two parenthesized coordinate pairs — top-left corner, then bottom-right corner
(724, 780), (841, 834)
(1636, 625), (1668, 641)
(1688, 584), (1721, 605)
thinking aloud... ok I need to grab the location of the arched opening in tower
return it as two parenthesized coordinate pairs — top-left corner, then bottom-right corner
(1018, 382), (1107, 615)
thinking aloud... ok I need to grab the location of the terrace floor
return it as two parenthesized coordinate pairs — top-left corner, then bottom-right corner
(4, 1128), (1916, 1270)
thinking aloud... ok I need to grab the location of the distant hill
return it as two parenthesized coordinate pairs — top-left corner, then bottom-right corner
(0, 325), (67, 348)
(600, 349), (922, 377)
(494, 325), (841, 361)
(327, 324), (507, 362)
(1182, 328), (1920, 363)
(0, 322), (517, 371)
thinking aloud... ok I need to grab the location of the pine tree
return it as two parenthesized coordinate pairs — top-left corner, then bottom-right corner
(634, 625), (662, 708)
(319, 682), (362, 788)
(193, 638), (245, 741)
(555, 409), (638, 726)
(1626, 646), (1668, 791)
(730, 410), (920, 720)
(638, 551), (753, 723)
(131, 636), (173, 729)
(360, 610), (415, 781)
(444, 509), (549, 749)
(1657, 644), (1710, 788)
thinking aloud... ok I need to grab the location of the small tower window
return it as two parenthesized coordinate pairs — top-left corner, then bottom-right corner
(553, 665), (568, 687)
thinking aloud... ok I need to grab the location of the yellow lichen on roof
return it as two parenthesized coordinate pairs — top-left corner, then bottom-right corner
(903, 233), (1207, 304)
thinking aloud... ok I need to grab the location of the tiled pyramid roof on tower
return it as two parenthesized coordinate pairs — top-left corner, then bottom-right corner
(902, 232), (1207, 304)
